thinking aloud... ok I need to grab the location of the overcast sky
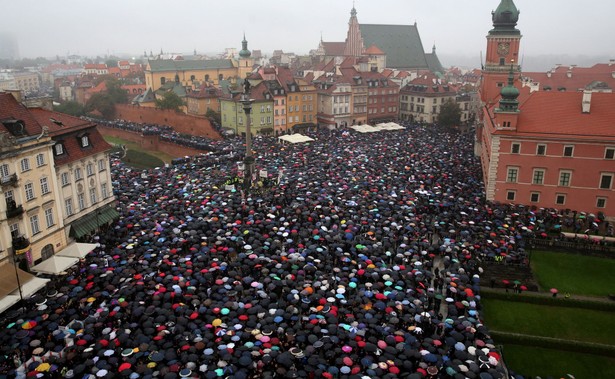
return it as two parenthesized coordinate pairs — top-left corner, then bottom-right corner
(2, 0), (614, 67)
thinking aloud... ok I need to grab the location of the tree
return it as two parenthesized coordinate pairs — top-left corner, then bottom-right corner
(437, 98), (461, 128)
(85, 93), (116, 119)
(205, 109), (221, 124)
(155, 91), (183, 111)
(105, 59), (118, 68)
(105, 77), (128, 104)
(53, 101), (85, 117)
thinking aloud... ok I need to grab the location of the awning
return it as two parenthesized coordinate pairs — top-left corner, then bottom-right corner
(0, 263), (50, 314)
(278, 134), (315, 144)
(57, 243), (98, 259)
(70, 204), (119, 239)
(0, 263), (35, 298)
(30, 256), (79, 275)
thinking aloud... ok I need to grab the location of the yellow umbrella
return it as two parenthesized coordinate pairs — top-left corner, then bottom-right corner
(36, 362), (51, 372)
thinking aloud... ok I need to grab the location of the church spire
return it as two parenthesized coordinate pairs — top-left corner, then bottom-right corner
(491, 0), (520, 35)
(498, 65), (520, 112)
(239, 33), (251, 58)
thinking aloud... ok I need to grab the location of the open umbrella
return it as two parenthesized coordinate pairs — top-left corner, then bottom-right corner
(550, 288), (558, 294)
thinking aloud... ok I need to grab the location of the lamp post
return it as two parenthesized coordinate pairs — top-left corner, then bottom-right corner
(241, 78), (255, 191)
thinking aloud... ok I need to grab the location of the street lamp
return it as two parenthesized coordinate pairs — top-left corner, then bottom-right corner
(241, 78), (255, 191)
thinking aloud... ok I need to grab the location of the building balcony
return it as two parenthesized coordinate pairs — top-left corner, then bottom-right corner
(0, 173), (18, 188)
(6, 201), (23, 219)
(12, 235), (30, 252)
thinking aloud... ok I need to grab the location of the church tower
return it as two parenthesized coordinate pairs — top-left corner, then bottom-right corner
(481, 0), (522, 104)
(493, 66), (520, 130)
(343, 6), (364, 57)
(237, 34), (254, 79)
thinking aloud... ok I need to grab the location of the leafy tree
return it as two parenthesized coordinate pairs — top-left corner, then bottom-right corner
(155, 91), (183, 111)
(105, 59), (118, 68)
(53, 101), (85, 117)
(437, 98), (461, 128)
(85, 93), (116, 119)
(105, 77), (128, 104)
(205, 109), (221, 124)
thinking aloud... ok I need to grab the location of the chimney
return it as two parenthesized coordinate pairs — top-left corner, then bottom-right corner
(612, 71), (615, 79)
(566, 71), (572, 78)
(546, 71), (552, 78)
(582, 90), (591, 113)
(609, 59), (614, 66)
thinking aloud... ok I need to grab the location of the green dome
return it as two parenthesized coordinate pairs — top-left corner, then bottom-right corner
(501, 83), (519, 99)
(239, 34), (251, 58)
(492, 0), (519, 29)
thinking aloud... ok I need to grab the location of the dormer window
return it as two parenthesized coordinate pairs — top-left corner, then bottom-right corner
(80, 135), (90, 148)
(54, 143), (64, 156)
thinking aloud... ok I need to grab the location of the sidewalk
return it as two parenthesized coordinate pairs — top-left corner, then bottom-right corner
(479, 286), (615, 304)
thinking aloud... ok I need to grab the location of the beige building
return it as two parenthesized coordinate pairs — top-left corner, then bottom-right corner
(0, 93), (66, 268)
(12, 72), (40, 94)
(399, 74), (457, 124)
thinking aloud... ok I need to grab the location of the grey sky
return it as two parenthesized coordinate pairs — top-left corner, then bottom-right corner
(3, 0), (614, 66)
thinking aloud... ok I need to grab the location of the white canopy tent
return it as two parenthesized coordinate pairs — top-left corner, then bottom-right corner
(0, 264), (50, 314)
(31, 256), (79, 275)
(350, 123), (405, 133)
(278, 134), (315, 144)
(0, 294), (20, 314)
(57, 242), (98, 259)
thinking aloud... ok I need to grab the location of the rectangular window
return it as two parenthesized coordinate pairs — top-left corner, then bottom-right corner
(563, 145), (574, 157)
(65, 198), (73, 216)
(101, 183), (108, 199)
(600, 174), (613, 189)
(506, 167), (518, 183)
(20, 158), (30, 172)
(98, 159), (106, 171)
(78, 193), (85, 211)
(87, 163), (94, 176)
(30, 215), (40, 235)
(36, 153), (45, 167)
(61, 172), (70, 186)
(0, 163), (9, 179)
(40, 177), (50, 195)
(25, 182), (35, 201)
(555, 194), (566, 205)
(54, 144), (64, 155)
(559, 171), (571, 187)
(75, 168), (82, 180)
(89, 188), (97, 204)
(10, 223), (19, 238)
(532, 169), (545, 185)
(4, 190), (14, 203)
(530, 192), (540, 203)
(44, 208), (54, 228)
(596, 198), (607, 208)
(81, 135), (89, 147)
(506, 191), (516, 201)
(511, 143), (520, 154)
(605, 148), (615, 160)
(536, 144), (546, 156)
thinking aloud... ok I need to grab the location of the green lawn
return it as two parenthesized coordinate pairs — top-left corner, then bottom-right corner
(103, 135), (175, 164)
(122, 150), (165, 170)
(481, 299), (615, 345)
(530, 250), (615, 297)
(502, 343), (615, 379)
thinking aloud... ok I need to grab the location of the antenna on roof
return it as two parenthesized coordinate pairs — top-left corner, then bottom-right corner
(480, 51), (484, 70)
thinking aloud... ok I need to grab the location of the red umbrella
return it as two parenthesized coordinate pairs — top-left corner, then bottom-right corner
(119, 363), (131, 372)
(501, 280), (510, 285)
(520, 285), (528, 291)
(550, 288), (558, 294)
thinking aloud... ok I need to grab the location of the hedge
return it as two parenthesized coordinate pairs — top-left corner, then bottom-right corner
(480, 289), (615, 312)
(490, 331), (615, 357)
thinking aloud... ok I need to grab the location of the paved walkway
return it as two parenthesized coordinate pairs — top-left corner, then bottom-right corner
(479, 286), (615, 304)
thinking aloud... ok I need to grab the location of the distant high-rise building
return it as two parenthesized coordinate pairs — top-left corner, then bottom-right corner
(0, 32), (19, 60)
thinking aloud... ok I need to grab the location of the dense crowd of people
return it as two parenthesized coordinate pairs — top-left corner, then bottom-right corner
(1, 122), (594, 378)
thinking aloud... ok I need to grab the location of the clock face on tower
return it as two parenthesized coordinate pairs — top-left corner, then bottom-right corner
(497, 42), (510, 56)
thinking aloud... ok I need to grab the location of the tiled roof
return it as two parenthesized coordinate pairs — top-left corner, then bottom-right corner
(360, 24), (428, 70)
(147, 59), (235, 72)
(321, 42), (346, 56)
(0, 92), (44, 136)
(523, 66), (615, 91)
(29, 108), (92, 134)
(425, 52), (444, 74)
(29, 108), (111, 164)
(401, 74), (455, 95)
(84, 64), (107, 70)
(513, 91), (615, 139)
(364, 44), (385, 55)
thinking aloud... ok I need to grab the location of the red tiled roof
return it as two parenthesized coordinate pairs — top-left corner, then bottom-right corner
(0, 92), (44, 136)
(514, 91), (615, 139)
(84, 64), (107, 70)
(29, 108), (111, 164)
(322, 42), (346, 56)
(523, 68), (615, 92)
(364, 44), (385, 55)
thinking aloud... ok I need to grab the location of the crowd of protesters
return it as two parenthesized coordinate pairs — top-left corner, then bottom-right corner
(1, 121), (596, 379)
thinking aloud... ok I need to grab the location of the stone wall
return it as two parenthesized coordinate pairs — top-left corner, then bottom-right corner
(114, 104), (221, 140)
(98, 126), (204, 158)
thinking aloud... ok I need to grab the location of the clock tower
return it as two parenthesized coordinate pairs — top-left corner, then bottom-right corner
(481, 0), (521, 104)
